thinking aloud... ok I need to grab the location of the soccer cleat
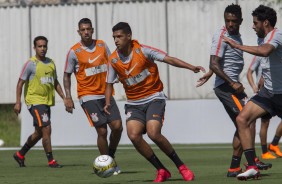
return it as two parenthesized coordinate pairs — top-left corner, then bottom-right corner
(237, 166), (260, 180)
(113, 165), (121, 175)
(244, 158), (272, 170)
(261, 151), (276, 159)
(178, 164), (195, 181)
(13, 152), (26, 167)
(269, 144), (282, 157)
(48, 160), (62, 168)
(153, 169), (171, 182)
(227, 167), (242, 177)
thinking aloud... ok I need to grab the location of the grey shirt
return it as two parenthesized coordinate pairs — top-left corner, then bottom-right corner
(261, 28), (282, 94)
(210, 27), (244, 88)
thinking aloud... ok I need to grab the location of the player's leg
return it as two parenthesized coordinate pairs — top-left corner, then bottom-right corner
(236, 101), (267, 180)
(260, 118), (276, 159)
(146, 99), (194, 181)
(269, 120), (282, 157)
(36, 105), (61, 168)
(13, 105), (43, 167)
(214, 85), (245, 177)
(107, 97), (123, 159)
(81, 100), (109, 155)
(126, 104), (170, 182)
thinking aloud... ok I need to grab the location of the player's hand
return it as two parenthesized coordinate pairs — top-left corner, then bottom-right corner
(231, 82), (245, 94)
(196, 73), (212, 87)
(104, 104), (111, 115)
(64, 97), (75, 113)
(193, 66), (206, 73)
(14, 102), (21, 115)
(222, 36), (239, 48)
(252, 86), (259, 94)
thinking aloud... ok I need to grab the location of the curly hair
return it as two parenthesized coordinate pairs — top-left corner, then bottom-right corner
(225, 4), (242, 20)
(252, 5), (277, 27)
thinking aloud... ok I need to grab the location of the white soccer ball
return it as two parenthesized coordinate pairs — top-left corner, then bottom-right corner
(0, 139), (4, 147)
(93, 155), (116, 178)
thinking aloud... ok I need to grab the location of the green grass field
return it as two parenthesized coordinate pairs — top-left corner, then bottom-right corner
(1, 145), (282, 184)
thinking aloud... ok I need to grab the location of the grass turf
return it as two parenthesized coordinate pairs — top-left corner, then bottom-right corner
(0, 144), (282, 183)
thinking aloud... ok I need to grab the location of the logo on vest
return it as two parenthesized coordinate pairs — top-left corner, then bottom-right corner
(88, 54), (101, 64)
(41, 113), (49, 123)
(90, 113), (99, 123)
(98, 43), (104, 47)
(135, 48), (140, 54)
(125, 62), (138, 75)
(75, 48), (82, 53)
(111, 58), (118, 64)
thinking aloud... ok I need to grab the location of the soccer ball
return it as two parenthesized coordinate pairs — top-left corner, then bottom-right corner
(93, 155), (116, 178)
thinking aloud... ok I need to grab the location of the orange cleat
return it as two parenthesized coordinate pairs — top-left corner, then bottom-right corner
(261, 151), (277, 159)
(269, 144), (282, 157)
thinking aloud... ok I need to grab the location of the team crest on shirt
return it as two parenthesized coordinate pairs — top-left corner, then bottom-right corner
(111, 58), (118, 64)
(75, 48), (82, 53)
(135, 48), (140, 54)
(126, 111), (132, 120)
(98, 43), (104, 47)
(90, 113), (99, 122)
(41, 113), (49, 122)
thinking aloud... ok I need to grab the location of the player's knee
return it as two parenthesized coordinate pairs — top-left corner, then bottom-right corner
(236, 114), (248, 128)
(147, 131), (160, 141)
(127, 132), (141, 143)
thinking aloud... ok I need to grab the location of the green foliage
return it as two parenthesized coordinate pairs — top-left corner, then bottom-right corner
(0, 145), (282, 183)
(0, 104), (20, 146)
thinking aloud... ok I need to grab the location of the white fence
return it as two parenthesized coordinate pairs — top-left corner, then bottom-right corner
(21, 100), (282, 146)
(1, 0), (282, 104)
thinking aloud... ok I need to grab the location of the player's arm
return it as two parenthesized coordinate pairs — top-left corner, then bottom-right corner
(210, 55), (244, 93)
(14, 79), (25, 115)
(163, 56), (206, 73)
(247, 68), (258, 93)
(104, 61), (117, 115)
(223, 36), (275, 57)
(54, 79), (65, 100)
(63, 50), (76, 113)
(104, 83), (114, 115)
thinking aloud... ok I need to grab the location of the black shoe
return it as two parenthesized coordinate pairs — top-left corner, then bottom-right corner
(255, 158), (272, 170)
(244, 158), (272, 170)
(48, 160), (62, 168)
(13, 152), (26, 167)
(227, 167), (242, 177)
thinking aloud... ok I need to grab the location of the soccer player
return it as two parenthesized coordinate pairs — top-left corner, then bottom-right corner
(104, 22), (205, 182)
(13, 36), (65, 168)
(197, 4), (271, 177)
(63, 18), (123, 174)
(247, 55), (282, 159)
(223, 5), (282, 180)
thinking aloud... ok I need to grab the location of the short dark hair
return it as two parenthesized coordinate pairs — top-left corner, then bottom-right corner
(252, 5), (277, 27)
(78, 18), (92, 28)
(224, 4), (242, 20)
(33, 36), (48, 47)
(112, 22), (132, 34)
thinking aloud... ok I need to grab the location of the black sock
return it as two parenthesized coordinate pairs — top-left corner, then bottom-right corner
(19, 143), (31, 156)
(271, 135), (281, 146)
(108, 148), (116, 158)
(261, 144), (268, 154)
(147, 154), (166, 170)
(168, 150), (184, 168)
(230, 155), (241, 169)
(46, 152), (54, 162)
(244, 148), (256, 166)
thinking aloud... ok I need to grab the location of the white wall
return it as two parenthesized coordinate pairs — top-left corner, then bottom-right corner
(2, 0), (282, 103)
(21, 100), (282, 146)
